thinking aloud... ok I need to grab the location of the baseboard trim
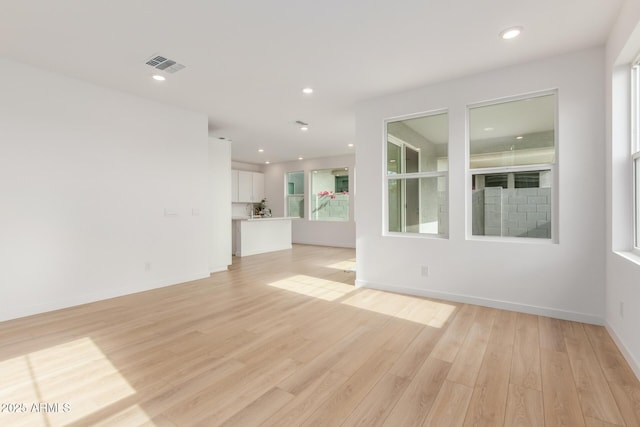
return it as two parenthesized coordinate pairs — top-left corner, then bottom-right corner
(238, 245), (293, 257)
(209, 265), (229, 274)
(605, 322), (640, 381)
(292, 240), (355, 249)
(1, 271), (210, 322)
(355, 279), (603, 325)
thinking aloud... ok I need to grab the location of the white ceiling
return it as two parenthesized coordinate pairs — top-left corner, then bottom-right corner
(0, 0), (622, 164)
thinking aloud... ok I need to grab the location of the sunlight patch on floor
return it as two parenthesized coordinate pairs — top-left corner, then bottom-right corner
(325, 258), (356, 272)
(267, 274), (355, 301)
(0, 337), (143, 426)
(340, 289), (456, 327)
(92, 404), (155, 426)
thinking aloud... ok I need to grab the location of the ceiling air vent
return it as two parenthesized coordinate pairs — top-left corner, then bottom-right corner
(145, 54), (186, 74)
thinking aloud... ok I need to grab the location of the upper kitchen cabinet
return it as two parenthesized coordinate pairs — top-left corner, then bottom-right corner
(252, 172), (264, 202)
(231, 170), (264, 203)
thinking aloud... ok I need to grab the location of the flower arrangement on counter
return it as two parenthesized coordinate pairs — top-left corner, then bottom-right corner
(317, 190), (348, 199)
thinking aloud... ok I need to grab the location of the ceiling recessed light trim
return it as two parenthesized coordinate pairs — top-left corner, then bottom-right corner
(152, 74), (166, 81)
(302, 87), (314, 94)
(265, 161), (270, 164)
(298, 156), (304, 160)
(258, 149), (264, 153)
(300, 126), (309, 132)
(500, 26), (523, 40)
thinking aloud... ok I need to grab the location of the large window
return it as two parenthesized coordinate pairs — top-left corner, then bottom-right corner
(385, 112), (448, 235)
(286, 171), (304, 218)
(633, 61), (640, 251)
(469, 93), (556, 240)
(310, 168), (349, 221)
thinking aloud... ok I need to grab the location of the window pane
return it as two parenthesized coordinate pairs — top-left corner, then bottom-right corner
(286, 171), (304, 218)
(286, 171), (304, 195)
(469, 94), (555, 168)
(388, 177), (448, 235)
(311, 168), (349, 221)
(472, 170), (551, 239)
(387, 113), (448, 173)
(484, 174), (508, 189)
(387, 142), (401, 175)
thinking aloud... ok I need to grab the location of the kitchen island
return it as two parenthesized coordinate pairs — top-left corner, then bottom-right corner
(231, 216), (296, 257)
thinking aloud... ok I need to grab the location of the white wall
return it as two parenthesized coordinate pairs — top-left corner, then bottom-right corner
(232, 161), (264, 173)
(0, 59), (213, 321)
(355, 48), (606, 324)
(264, 155), (356, 248)
(210, 139), (232, 272)
(605, 0), (640, 378)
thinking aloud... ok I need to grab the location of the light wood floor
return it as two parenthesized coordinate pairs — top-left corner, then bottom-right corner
(1, 245), (639, 426)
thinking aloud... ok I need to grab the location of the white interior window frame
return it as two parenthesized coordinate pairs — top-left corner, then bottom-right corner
(285, 170), (305, 219)
(387, 135), (424, 232)
(308, 167), (351, 222)
(466, 90), (559, 243)
(383, 109), (449, 238)
(632, 59), (640, 254)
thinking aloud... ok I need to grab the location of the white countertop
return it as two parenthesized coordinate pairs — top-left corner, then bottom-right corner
(232, 216), (299, 221)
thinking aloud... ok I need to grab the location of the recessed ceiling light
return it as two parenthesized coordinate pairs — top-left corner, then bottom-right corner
(302, 87), (314, 94)
(258, 149), (264, 153)
(483, 127), (494, 131)
(348, 143), (354, 148)
(516, 136), (524, 140)
(389, 159), (396, 163)
(152, 74), (166, 81)
(298, 156), (304, 160)
(500, 26), (522, 40)
(265, 161), (270, 164)
(300, 126), (309, 132)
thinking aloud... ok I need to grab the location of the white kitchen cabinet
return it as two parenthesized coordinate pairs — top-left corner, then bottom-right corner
(231, 170), (264, 203)
(238, 171), (253, 202)
(252, 172), (264, 202)
(231, 170), (240, 202)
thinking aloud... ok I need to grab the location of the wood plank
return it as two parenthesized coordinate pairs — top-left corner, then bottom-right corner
(564, 325), (624, 425)
(511, 312), (542, 391)
(389, 323), (445, 379)
(540, 348), (586, 427)
(462, 342), (512, 426)
(430, 304), (477, 363)
(583, 416), (622, 427)
(504, 384), (544, 427)
(218, 387), (294, 427)
(422, 380), (473, 427)
(539, 316), (567, 352)
(341, 373), (410, 427)
(261, 370), (348, 426)
(299, 349), (400, 427)
(609, 381), (640, 427)
(583, 324), (638, 386)
(446, 306), (497, 387)
(383, 357), (451, 427)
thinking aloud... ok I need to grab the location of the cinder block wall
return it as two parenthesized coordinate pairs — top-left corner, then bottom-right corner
(473, 187), (551, 238)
